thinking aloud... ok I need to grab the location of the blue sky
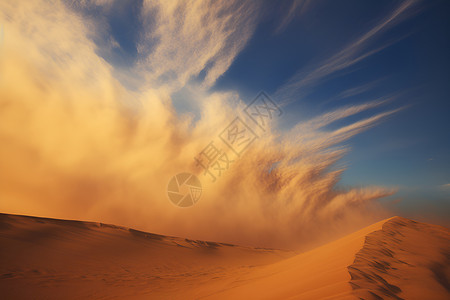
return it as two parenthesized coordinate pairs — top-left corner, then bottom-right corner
(210, 0), (450, 222)
(86, 0), (449, 221)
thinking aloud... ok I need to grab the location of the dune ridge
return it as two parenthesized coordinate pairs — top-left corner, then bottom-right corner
(0, 213), (294, 299)
(348, 216), (450, 300)
(0, 213), (449, 299)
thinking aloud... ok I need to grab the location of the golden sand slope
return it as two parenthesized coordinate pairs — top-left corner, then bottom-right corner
(0, 213), (448, 299)
(0, 213), (294, 299)
(201, 218), (388, 300)
(349, 217), (450, 300)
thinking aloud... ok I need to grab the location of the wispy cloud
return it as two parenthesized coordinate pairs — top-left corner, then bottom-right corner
(299, 98), (391, 130)
(137, 0), (262, 91)
(440, 184), (450, 190)
(65, 0), (262, 92)
(273, 0), (312, 34)
(274, 0), (421, 106)
(330, 77), (388, 103)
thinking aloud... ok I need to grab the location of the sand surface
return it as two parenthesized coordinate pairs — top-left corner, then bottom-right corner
(0, 213), (448, 299)
(349, 216), (450, 300)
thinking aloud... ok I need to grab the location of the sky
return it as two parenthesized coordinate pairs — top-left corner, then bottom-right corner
(213, 0), (450, 223)
(0, 0), (448, 248)
(100, 0), (450, 222)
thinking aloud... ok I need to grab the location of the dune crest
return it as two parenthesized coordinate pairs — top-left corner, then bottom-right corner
(0, 213), (294, 299)
(0, 213), (449, 299)
(348, 216), (450, 300)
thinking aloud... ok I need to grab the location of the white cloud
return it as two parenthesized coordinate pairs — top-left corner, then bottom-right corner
(274, 0), (421, 105)
(274, 0), (312, 34)
(136, 0), (262, 91)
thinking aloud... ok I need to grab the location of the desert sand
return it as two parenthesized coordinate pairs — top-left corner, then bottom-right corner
(0, 213), (448, 299)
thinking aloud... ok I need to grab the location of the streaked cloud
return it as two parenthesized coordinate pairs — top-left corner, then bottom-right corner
(275, 0), (421, 105)
(273, 0), (312, 34)
(65, 0), (262, 92)
(440, 184), (450, 190)
(331, 78), (387, 103)
(139, 0), (262, 90)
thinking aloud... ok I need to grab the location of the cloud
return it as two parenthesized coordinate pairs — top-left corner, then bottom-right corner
(0, 0), (396, 249)
(327, 77), (388, 105)
(274, 0), (421, 106)
(273, 0), (312, 34)
(63, 0), (262, 92)
(138, 0), (262, 91)
(440, 184), (450, 190)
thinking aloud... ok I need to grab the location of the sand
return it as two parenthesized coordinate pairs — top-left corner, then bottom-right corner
(0, 213), (448, 299)
(349, 216), (450, 300)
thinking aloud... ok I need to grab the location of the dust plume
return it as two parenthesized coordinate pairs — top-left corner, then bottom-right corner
(0, 0), (395, 249)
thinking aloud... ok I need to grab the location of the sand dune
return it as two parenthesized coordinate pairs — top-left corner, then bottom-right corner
(0, 213), (448, 299)
(349, 217), (450, 300)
